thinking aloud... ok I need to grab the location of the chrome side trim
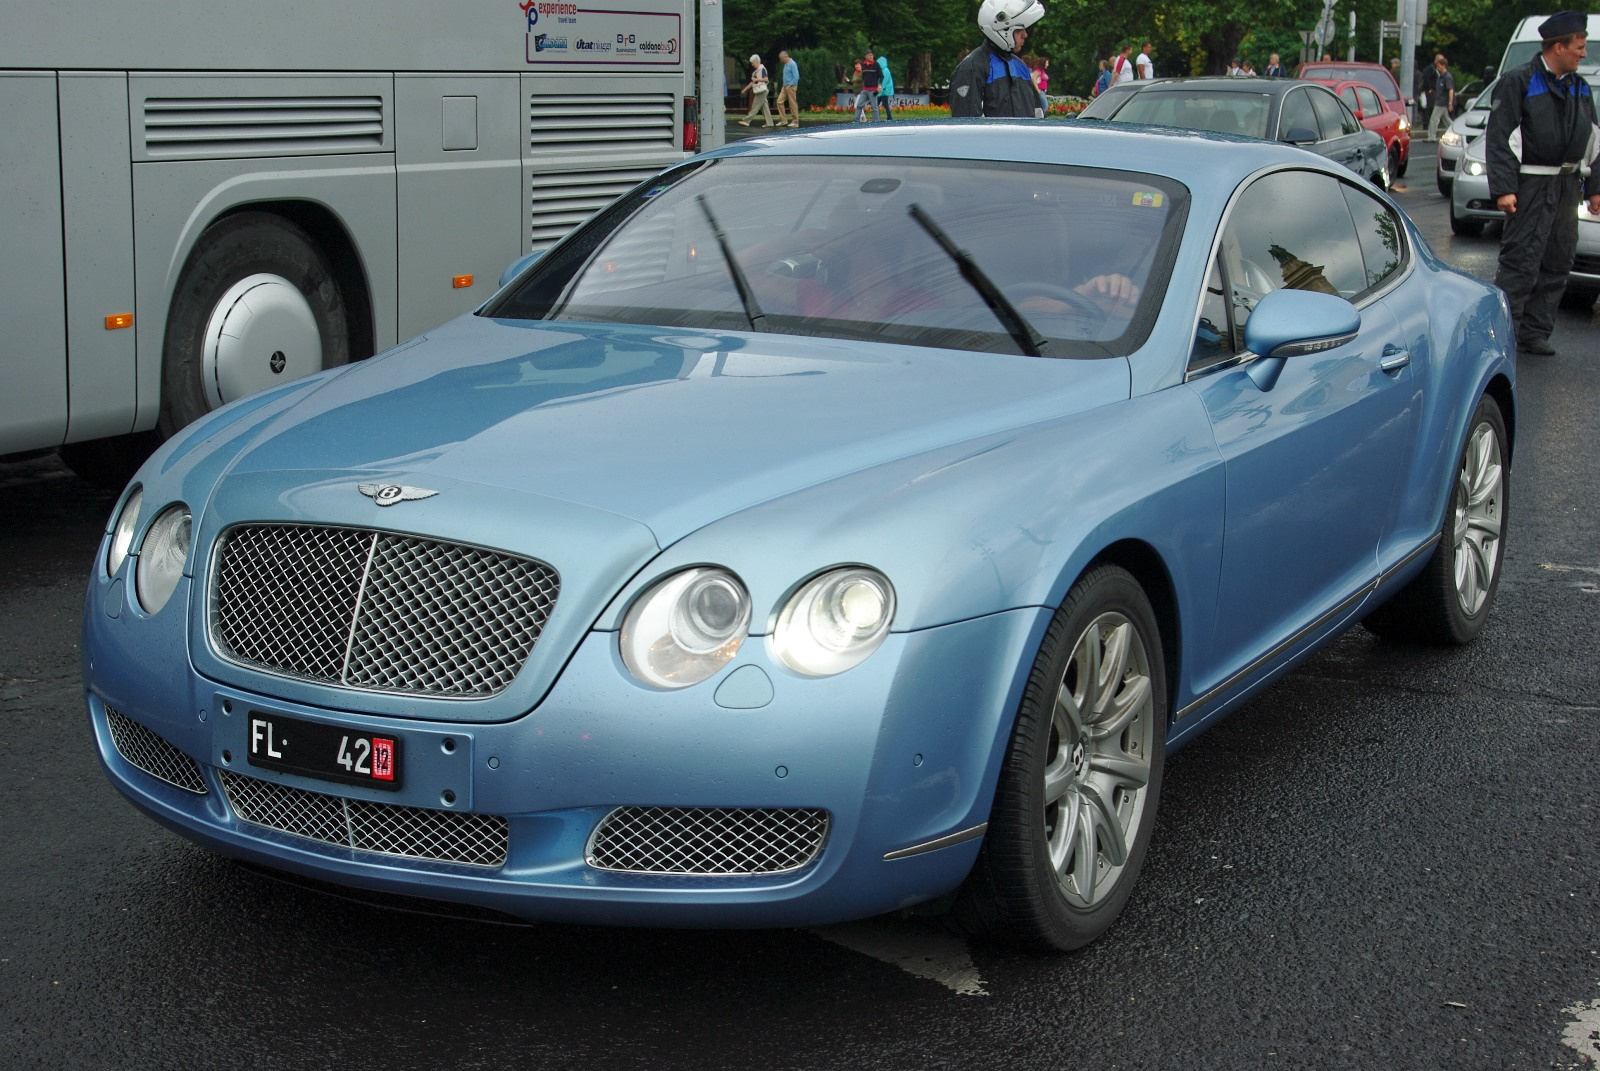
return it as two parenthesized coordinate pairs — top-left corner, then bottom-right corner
(1176, 535), (1440, 720)
(883, 822), (989, 861)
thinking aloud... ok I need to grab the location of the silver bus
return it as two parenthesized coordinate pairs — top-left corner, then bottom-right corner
(2, 0), (704, 483)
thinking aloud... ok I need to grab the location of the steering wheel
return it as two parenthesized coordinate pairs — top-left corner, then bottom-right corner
(1006, 281), (1110, 328)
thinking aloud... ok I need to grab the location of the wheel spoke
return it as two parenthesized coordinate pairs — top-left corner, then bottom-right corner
(1047, 788), (1080, 875)
(1071, 800), (1099, 900)
(1055, 680), (1086, 741)
(1083, 783), (1129, 866)
(1088, 750), (1150, 788)
(1042, 752), (1075, 807)
(1086, 673), (1150, 741)
(1092, 621), (1133, 718)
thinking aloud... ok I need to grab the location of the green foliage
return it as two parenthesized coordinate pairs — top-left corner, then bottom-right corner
(721, 0), (1536, 96)
(788, 47), (847, 110)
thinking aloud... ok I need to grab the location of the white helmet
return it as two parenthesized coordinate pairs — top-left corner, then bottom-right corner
(977, 0), (1044, 53)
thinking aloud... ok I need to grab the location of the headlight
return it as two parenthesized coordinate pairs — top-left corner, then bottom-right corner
(1398, 117), (1410, 132)
(772, 567), (895, 677)
(1440, 130), (1464, 148)
(106, 487), (142, 576)
(1465, 159), (1486, 176)
(134, 504), (191, 614)
(621, 568), (751, 688)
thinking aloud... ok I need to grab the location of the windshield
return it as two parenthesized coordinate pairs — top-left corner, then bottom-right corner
(1106, 92), (1272, 138)
(486, 156), (1188, 359)
(1499, 41), (1540, 75)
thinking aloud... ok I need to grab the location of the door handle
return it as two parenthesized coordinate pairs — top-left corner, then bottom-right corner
(1379, 344), (1411, 373)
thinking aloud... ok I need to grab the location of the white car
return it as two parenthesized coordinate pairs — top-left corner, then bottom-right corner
(1436, 78), (1495, 196)
(1450, 127), (1600, 306)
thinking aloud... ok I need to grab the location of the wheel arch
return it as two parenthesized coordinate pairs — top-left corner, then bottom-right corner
(1078, 538), (1183, 729)
(203, 199), (376, 363)
(1483, 370), (1516, 464)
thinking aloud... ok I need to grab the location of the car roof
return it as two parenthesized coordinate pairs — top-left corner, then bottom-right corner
(1116, 76), (1303, 97)
(707, 118), (1332, 182)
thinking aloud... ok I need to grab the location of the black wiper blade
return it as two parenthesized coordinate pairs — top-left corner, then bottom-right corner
(695, 194), (767, 332)
(907, 203), (1049, 357)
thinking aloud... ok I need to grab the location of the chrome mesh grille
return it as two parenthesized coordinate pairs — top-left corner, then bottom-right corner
(587, 806), (830, 875)
(211, 524), (559, 697)
(220, 771), (508, 868)
(105, 707), (208, 795)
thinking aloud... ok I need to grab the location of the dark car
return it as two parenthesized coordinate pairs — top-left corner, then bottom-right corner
(1078, 77), (1390, 188)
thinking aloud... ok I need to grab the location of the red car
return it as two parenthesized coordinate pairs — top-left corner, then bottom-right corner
(1328, 79), (1411, 178)
(1297, 63), (1411, 180)
(1295, 61), (1407, 118)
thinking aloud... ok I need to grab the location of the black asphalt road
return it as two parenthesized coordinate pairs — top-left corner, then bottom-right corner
(3, 150), (1597, 1071)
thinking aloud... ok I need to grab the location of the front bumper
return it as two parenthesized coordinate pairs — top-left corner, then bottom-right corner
(84, 566), (1048, 928)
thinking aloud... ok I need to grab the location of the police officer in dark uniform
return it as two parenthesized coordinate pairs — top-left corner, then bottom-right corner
(950, 0), (1046, 118)
(1487, 10), (1600, 354)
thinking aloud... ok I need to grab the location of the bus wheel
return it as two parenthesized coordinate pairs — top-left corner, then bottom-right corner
(160, 212), (350, 437)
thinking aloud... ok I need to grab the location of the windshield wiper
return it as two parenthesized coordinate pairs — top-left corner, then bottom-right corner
(907, 203), (1050, 357)
(696, 194), (767, 332)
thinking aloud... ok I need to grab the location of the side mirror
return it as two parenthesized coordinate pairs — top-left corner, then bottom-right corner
(498, 249), (547, 288)
(1243, 288), (1360, 360)
(1283, 125), (1319, 145)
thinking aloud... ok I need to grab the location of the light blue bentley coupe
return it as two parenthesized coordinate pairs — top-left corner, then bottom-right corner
(84, 122), (1514, 951)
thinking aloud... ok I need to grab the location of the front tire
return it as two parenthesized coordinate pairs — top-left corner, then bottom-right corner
(955, 565), (1167, 951)
(1364, 395), (1509, 644)
(160, 212), (350, 437)
(1449, 198), (1486, 236)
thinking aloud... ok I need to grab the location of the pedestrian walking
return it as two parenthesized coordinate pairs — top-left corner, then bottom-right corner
(775, 50), (800, 128)
(949, 0), (1046, 118)
(738, 53), (773, 127)
(1092, 59), (1111, 97)
(1136, 41), (1154, 79)
(1264, 53), (1288, 78)
(1429, 55), (1455, 139)
(855, 49), (882, 121)
(1487, 11), (1600, 354)
(877, 50), (896, 120)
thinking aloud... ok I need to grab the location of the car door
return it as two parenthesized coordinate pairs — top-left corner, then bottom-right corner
(1309, 85), (1373, 178)
(1183, 167), (1416, 706)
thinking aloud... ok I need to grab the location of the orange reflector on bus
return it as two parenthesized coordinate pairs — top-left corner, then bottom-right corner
(105, 313), (134, 330)
(452, 274), (474, 289)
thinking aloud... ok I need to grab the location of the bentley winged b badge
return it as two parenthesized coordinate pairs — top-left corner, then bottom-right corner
(358, 483), (439, 507)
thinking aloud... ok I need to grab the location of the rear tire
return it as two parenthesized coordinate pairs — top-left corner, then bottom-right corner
(1364, 395), (1508, 645)
(954, 565), (1167, 951)
(160, 212), (350, 438)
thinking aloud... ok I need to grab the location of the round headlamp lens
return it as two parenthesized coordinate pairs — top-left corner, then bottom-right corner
(134, 504), (191, 614)
(107, 487), (143, 576)
(622, 568), (751, 689)
(774, 567), (895, 677)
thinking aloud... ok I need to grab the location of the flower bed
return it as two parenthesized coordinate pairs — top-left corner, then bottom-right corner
(805, 99), (1088, 120)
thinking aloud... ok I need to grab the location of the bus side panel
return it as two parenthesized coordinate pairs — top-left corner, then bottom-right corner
(521, 71), (691, 253)
(127, 74), (402, 431)
(0, 71), (68, 454)
(395, 74), (523, 341)
(60, 72), (138, 444)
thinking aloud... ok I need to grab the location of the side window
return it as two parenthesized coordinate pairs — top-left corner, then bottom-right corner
(1279, 89), (1318, 141)
(1190, 169), (1369, 369)
(1340, 181), (1406, 290)
(1357, 87), (1384, 117)
(1339, 87), (1361, 114)
(1309, 88), (1359, 138)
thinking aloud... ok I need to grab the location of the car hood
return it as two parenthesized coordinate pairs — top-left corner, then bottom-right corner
(223, 314), (1132, 546)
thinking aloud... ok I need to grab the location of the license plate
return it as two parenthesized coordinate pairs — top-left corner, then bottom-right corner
(246, 711), (402, 791)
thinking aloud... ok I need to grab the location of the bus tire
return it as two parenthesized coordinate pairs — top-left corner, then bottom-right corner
(160, 211), (350, 438)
